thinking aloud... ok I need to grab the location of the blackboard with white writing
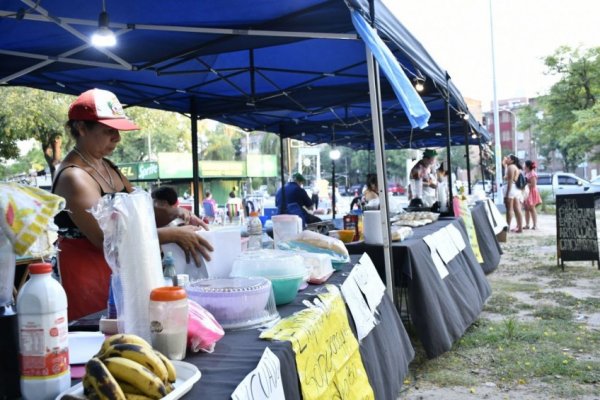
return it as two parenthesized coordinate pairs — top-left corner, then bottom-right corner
(556, 193), (599, 270)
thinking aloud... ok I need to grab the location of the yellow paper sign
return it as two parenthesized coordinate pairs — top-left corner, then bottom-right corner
(260, 285), (374, 400)
(458, 199), (484, 263)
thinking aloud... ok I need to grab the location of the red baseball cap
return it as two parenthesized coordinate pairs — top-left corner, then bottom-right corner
(68, 88), (139, 131)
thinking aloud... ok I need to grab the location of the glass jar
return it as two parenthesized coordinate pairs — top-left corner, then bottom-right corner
(149, 287), (188, 360)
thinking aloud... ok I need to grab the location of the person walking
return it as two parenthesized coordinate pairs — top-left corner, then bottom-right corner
(523, 160), (542, 230)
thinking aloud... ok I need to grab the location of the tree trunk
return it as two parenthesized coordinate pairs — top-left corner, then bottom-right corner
(42, 134), (62, 179)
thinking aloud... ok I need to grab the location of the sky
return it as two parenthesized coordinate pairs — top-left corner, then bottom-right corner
(385, 0), (600, 111)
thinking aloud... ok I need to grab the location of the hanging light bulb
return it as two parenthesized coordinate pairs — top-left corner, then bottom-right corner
(414, 77), (425, 92)
(91, 0), (116, 47)
(329, 148), (341, 160)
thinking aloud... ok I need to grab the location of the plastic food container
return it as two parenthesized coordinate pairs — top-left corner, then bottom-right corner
(149, 287), (188, 361)
(186, 277), (279, 330)
(328, 229), (355, 243)
(230, 250), (308, 305)
(296, 252), (334, 283)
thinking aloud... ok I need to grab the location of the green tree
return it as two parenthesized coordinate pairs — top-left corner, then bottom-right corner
(0, 87), (72, 177)
(528, 46), (600, 171)
(109, 107), (190, 163)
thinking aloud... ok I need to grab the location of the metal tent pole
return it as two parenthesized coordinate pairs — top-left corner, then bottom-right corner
(465, 124), (472, 195)
(366, 47), (395, 301)
(190, 98), (200, 216)
(445, 72), (455, 215)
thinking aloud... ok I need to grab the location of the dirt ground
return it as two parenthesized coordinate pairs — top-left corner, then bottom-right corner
(399, 215), (600, 400)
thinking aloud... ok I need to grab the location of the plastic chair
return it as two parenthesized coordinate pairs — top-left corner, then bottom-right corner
(202, 201), (215, 222)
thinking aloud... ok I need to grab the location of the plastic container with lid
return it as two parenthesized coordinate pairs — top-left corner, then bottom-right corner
(230, 250), (309, 305)
(247, 211), (263, 250)
(17, 263), (70, 400)
(187, 277), (279, 330)
(149, 287), (188, 361)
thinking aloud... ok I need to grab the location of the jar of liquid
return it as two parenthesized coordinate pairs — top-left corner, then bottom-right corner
(149, 287), (188, 361)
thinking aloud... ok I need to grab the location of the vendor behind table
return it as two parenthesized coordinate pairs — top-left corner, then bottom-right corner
(408, 148), (438, 208)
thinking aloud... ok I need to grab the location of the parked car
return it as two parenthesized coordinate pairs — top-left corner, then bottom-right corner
(536, 172), (600, 202)
(591, 176), (600, 186)
(348, 184), (364, 196)
(387, 183), (406, 196)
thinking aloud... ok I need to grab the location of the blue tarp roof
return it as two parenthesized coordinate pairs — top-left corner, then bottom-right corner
(0, 0), (488, 148)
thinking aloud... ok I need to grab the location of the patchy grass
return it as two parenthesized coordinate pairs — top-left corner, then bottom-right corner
(491, 279), (540, 293)
(409, 317), (600, 397)
(484, 293), (521, 315)
(531, 291), (600, 313)
(532, 305), (573, 321)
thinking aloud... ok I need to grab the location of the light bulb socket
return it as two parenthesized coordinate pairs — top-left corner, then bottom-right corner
(98, 11), (110, 28)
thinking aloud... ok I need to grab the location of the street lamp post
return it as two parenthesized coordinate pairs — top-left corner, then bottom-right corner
(330, 148), (341, 220)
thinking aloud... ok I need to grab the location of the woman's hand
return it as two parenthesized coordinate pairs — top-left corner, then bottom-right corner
(178, 208), (207, 228)
(158, 225), (214, 267)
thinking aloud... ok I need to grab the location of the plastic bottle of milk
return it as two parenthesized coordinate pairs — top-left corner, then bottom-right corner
(17, 263), (70, 400)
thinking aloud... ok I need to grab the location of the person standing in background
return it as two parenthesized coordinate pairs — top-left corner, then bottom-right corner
(409, 149), (438, 207)
(503, 154), (524, 233)
(523, 160), (542, 230)
(152, 186), (203, 227)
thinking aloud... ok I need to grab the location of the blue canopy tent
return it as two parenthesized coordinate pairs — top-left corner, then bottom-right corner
(0, 0), (488, 299)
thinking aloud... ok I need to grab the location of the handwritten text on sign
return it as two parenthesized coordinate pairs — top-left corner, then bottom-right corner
(260, 285), (374, 400)
(558, 198), (598, 253)
(231, 347), (285, 400)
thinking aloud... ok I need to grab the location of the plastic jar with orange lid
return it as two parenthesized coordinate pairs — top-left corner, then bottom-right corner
(149, 287), (188, 360)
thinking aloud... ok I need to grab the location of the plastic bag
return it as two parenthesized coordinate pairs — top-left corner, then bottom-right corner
(276, 230), (350, 265)
(90, 188), (164, 342)
(187, 299), (224, 353)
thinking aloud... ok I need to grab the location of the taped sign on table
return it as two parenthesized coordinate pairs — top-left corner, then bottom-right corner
(260, 285), (374, 400)
(231, 347), (285, 400)
(458, 199), (484, 263)
(354, 253), (386, 312)
(341, 273), (376, 341)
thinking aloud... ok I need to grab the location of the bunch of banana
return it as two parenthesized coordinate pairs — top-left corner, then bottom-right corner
(80, 334), (177, 400)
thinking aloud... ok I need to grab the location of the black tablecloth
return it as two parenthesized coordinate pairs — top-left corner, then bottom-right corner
(471, 202), (502, 274)
(346, 217), (492, 358)
(70, 262), (414, 399)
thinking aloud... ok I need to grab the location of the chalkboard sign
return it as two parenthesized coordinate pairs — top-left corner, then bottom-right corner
(556, 193), (600, 271)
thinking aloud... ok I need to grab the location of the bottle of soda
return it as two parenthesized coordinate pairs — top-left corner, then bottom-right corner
(247, 211), (263, 250)
(162, 252), (177, 286)
(17, 263), (70, 400)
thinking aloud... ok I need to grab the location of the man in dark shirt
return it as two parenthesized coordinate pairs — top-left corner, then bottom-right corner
(275, 172), (321, 224)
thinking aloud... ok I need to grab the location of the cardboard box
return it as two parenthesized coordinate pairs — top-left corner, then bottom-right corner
(496, 228), (507, 243)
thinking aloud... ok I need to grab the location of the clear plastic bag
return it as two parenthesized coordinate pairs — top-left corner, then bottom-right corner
(90, 188), (164, 342)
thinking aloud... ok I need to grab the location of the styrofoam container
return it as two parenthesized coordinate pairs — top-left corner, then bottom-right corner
(162, 226), (241, 280)
(296, 252), (334, 282)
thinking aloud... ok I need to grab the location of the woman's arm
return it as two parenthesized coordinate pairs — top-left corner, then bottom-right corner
(157, 225), (213, 266)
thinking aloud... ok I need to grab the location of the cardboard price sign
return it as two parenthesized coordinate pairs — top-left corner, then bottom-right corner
(556, 193), (600, 270)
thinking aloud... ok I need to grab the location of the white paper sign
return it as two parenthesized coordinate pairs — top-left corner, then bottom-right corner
(432, 229), (459, 263)
(231, 347), (286, 400)
(422, 235), (449, 280)
(341, 274), (377, 341)
(355, 253), (386, 312)
(445, 224), (466, 252)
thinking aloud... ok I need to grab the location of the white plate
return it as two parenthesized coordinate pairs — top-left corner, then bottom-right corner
(68, 332), (105, 365)
(56, 360), (201, 400)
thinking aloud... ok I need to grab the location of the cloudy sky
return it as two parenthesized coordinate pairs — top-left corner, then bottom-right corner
(385, 0), (600, 110)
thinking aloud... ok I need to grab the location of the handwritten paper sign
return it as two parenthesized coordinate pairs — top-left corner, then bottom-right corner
(341, 274), (376, 341)
(445, 224), (466, 253)
(260, 286), (374, 400)
(355, 253), (386, 312)
(231, 347), (285, 400)
(556, 193), (599, 270)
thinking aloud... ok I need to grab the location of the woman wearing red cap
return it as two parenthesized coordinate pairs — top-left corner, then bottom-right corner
(52, 88), (213, 320)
